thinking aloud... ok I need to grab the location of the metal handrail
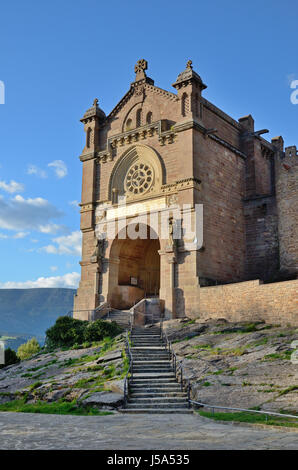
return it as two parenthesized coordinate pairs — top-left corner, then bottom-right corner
(189, 400), (298, 421)
(160, 323), (191, 406)
(94, 302), (112, 320)
(130, 307), (160, 328)
(67, 309), (95, 321)
(123, 330), (133, 409)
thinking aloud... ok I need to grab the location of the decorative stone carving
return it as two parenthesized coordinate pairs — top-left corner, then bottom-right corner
(186, 59), (193, 69)
(125, 162), (154, 196)
(134, 59), (148, 81)
(108, 144), (163, 201)
(167, 193), (178, 206)
(92, 237), (105, 260)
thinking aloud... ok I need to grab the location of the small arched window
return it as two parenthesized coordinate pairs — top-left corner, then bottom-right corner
(195, 93), (199, 117)
(181, 93), (189, 117)
(86, 127), (92, 148)
(136, 109), (142, 127)
(126, 118), (132, 131)
(146, 111), (152, 124)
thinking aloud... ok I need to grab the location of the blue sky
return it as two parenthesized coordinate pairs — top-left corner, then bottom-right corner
(0, 0), (297, 288)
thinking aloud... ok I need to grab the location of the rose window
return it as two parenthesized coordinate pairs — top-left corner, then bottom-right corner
(125, 163), (153, 195)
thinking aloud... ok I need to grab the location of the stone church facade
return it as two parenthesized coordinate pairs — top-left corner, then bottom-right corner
(73, 60), (298, 325)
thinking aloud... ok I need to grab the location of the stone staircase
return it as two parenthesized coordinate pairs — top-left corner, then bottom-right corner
(103, 309), (131, 329)
(120, 326), (192, 414)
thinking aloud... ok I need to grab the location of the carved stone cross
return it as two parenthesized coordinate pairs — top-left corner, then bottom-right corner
(134, 59), (148, 80)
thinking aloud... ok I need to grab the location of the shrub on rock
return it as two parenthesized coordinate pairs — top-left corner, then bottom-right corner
(84, 320), (122, 342)
(45, 316), (86, 348)
(17, 338), (41, 360)
(45, 316), (122, 349)
(0, 347), (20, 369)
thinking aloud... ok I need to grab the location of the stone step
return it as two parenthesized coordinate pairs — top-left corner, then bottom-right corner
(133, 368), (173, 372)
(130, 386), (182, 391)
(132, 336), (162, 339)
(128, 396), (188, 403)
(130, 384), (182, 390)
(132, 341), (163, 344)
(133, 360), (171, 363)
(119, 409), (193, 414)
(125, 403), (189, 409)
(131, 379), (177, 385)
(130, 392), (187, 398)
(132, 356), (170, 359)
(133, 373), (175, 378)
(132, 332), (161, 335)
(133, 363), (172, 367)
(133, 367), (173, 371)
(132, 350), (169, 353)
(131, 334), (161, 338)
(132, 341), (162, 344)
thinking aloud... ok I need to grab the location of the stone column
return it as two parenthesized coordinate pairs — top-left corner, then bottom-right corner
(105, 257), (120, 307)
(159, 250), (177, 319)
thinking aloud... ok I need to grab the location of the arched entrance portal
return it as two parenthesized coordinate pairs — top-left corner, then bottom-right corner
(108, 225), (160, 309)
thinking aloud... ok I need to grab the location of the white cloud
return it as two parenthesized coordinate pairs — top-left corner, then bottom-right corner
(69, 200), (79, 208)
(41, 231), (82, 256)
(13, 232), (29, 239)
(50, 266), (58, 272)
(39, 223), (66, 234)
(48, 160), (68, 179)
(27, 165), (47, 179)
(0, 272), (80, 289)
(0, 180), (24, 194)
(0, 195), (64, 232)
(0, 231), (28, 239)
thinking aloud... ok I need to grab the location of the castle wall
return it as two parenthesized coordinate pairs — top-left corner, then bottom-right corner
(193, 130), (247, 283)
(243, 195), (279, 281)
(275, 146), (298, 276)
(199, 279), (298, 326)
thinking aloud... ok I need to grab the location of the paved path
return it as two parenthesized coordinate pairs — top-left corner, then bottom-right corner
(0, 412), (297, 450)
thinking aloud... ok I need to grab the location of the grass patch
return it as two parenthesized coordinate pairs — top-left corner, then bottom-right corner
(198, 410), (298, 428)
(253, 338), (268, 347)
(202, 381), (211, 387)
(263, 351), (292, 361)
(183, 319), (196, 326)
(277, 385), (298, 397)
(29, 381), (43, 391)
(0, 398), (113, 416)
(210, 347), (247, 357)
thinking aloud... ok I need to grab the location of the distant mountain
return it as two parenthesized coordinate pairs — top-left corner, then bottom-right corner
(0, 288), (76, 337)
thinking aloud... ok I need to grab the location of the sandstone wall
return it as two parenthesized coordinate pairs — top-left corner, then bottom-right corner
(199, 279), (298, 326)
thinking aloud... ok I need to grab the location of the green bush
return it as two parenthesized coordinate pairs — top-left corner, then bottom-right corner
(45, 316), (122, 349)
(17, 338), (41, 360)
(45, 316), (87, 348)
(84, 320), (122, 342)
(0, 347), (20, 369)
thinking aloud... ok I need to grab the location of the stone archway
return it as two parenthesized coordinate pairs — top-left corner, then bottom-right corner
(108, 224), (160, 309)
